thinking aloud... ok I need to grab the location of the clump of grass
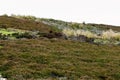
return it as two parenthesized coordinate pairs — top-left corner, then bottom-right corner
(63, 28), (120, 43)
(62, 28), (97, 38)
(101, 29), (120, 40)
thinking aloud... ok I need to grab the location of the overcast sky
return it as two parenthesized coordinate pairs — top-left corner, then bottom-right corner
(0, 0), (120, 26)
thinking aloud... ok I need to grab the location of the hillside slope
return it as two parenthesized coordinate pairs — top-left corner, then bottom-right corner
(0, 16), (52, 33)
(39, 18), (120, 31)
(0, 15), (120, 80)
(0, 39), (120, 80)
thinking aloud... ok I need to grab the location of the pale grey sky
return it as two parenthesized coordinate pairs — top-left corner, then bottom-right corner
(0, 0), (120, 26)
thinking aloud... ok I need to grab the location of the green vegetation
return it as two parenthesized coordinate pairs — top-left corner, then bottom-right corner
(9, 14), (120, 45)
(0, 28), (30, 40)
(0, 39), (120, 80)
(0, 28), (26, 35)
(0, 46), (3, 49)
(0, 29), (15, 35)
(0, 14), (120, 79)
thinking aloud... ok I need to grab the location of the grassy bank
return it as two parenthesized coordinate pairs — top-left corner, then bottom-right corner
(0, 39), (120, 80)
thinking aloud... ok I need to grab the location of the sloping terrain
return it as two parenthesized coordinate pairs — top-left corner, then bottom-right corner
(39, 18), (120, 31)
(0, 16), (52, 32)
(0, 15), (120, 80)
(0, 39), (120, 80)
(0, 16), (62, 40)
(10, 15), (120, 45)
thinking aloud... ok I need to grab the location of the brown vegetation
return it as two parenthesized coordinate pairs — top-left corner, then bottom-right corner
(0, 16), (51, 33)
(0, 39), (120, 79)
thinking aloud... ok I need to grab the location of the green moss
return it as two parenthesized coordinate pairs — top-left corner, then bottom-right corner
(0, 46), (3, 49)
